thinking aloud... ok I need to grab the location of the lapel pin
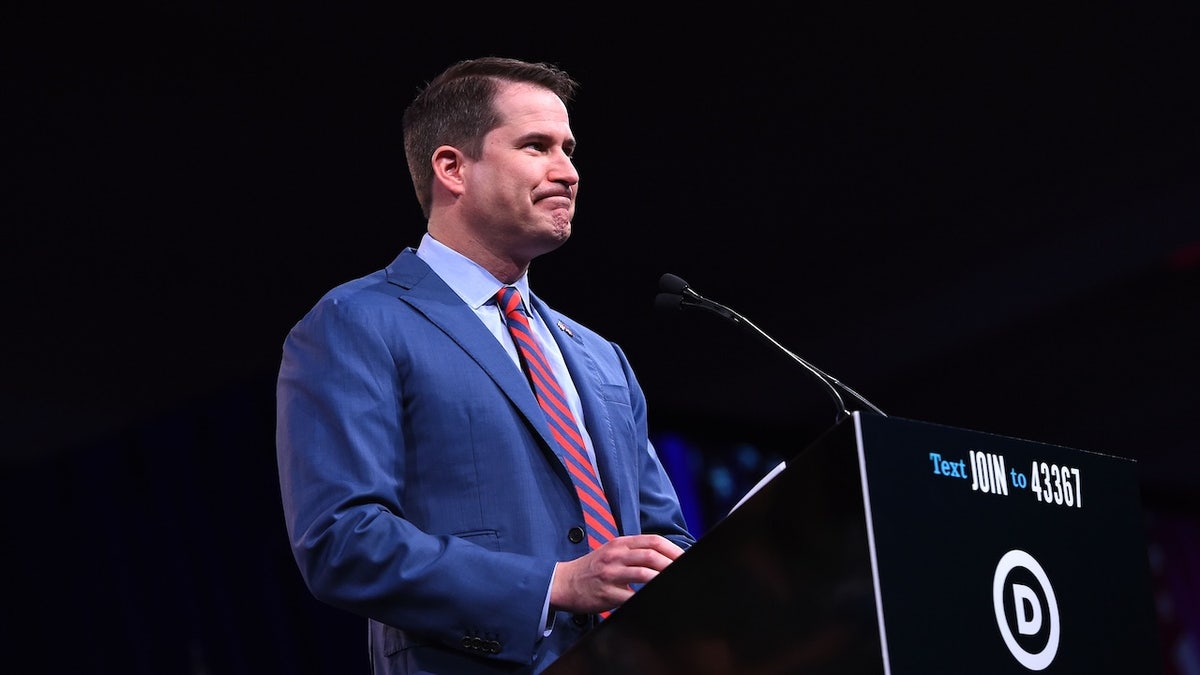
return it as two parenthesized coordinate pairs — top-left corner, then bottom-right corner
(557, 320), (574, 337)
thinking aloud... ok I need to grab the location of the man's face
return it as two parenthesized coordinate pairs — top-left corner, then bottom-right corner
(460, 81), (580, 265)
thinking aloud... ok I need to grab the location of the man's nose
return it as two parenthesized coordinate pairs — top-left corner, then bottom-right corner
(550, 149), (580, 185)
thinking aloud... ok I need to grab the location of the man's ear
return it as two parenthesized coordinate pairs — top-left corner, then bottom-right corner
(432, 145), (466, 198)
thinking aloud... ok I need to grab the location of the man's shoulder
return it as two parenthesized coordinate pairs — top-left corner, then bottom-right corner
(319, 267), (394, 304)
(316, 248), (429, 303)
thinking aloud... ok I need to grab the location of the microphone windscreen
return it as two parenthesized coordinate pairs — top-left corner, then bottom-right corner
(658, 273), (690, 295)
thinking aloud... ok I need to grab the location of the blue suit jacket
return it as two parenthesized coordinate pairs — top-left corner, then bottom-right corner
(276, 249), (694, 674)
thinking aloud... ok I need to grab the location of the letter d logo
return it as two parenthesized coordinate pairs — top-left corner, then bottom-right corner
(993, 549), (1060, 670)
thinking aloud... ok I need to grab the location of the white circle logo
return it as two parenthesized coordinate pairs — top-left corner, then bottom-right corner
(993, 549), (1060, 670)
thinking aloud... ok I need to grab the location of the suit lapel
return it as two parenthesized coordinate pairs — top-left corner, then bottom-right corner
(386, 250), (623, 525)
(385, 251), (556, 453)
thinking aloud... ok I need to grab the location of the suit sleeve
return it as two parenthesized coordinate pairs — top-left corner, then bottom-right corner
(275, 292), (553, 664)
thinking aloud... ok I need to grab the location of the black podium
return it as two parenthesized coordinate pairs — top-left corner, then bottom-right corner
(545, 413), (1162, 674)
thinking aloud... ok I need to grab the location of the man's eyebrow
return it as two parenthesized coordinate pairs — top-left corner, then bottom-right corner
(514, 130), (553, 143)
(513, 131), (576, 152)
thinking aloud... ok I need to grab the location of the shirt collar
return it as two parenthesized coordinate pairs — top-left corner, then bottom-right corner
(415, 232), (531, 310)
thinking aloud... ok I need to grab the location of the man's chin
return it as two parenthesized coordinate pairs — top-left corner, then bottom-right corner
(528, 224), (571, 259)
(548, 215), (572, 241)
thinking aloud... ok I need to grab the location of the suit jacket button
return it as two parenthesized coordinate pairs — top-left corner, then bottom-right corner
(567, 527), (585, 544)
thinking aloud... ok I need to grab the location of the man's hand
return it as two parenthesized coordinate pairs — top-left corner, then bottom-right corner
(550, 534), (686, 614)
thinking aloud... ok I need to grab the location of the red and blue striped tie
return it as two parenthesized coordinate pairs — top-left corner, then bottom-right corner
(496, 286), (620, 553)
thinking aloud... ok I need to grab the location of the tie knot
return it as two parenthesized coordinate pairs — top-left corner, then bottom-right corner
(496, 286), (524, 318)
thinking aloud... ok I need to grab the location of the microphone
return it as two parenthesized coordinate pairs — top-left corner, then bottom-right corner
(654, 273), (740, 322)
(655, 273), (886, 421)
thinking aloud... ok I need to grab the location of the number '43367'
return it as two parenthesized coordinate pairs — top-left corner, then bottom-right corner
(1030, 461), (1082, 508)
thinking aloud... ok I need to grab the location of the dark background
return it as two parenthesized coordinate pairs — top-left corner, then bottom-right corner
(4, 4), (1198, 673)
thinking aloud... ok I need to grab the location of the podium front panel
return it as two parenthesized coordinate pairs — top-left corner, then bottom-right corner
(857, 414), (1161, 673)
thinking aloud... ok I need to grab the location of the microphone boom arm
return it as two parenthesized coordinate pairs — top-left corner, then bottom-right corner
(657, 274), (886, 422)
